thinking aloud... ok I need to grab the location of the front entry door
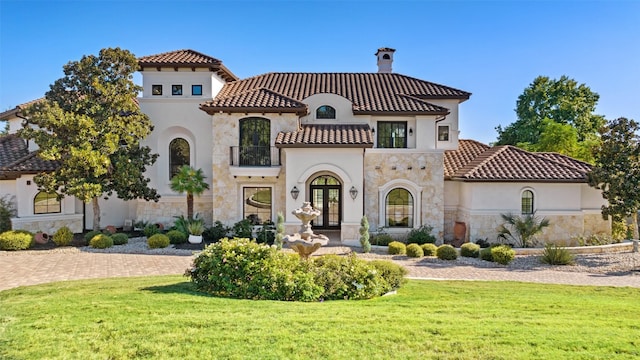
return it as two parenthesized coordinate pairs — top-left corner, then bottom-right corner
(310, 175), (341, 229)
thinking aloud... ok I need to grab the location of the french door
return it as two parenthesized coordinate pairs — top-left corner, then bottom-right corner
(310, 176), (341, 229)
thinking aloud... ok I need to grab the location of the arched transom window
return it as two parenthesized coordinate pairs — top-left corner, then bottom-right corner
(521, 190), (534, 215)
(316, 105), (336, 119)
(385, 188), (414, 227)
(169, 138), (190, 180)
(34, 191), (61, 214)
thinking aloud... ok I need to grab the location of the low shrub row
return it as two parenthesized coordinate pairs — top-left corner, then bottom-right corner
(189, 238), (407, 301)
(387, 241), (459, 260)
(478, 245), (516, 265)
(0, 230), (33, 250)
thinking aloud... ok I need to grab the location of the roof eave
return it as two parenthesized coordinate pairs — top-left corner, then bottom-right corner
(353, 110), (450, 116)
(450, 177), (588, 183)
(276, 143), (374, 149)
(200, 106), (307, 116)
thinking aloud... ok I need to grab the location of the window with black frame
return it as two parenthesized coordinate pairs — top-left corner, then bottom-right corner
(316, 105), (336, 119)
(377, 121), (407, 148)
(385, 188), (414, 227)
(521, 190), (534, 215)
(34, 191), (61, 214)
(169, 138), (190, 180)
(239, 118), (271, 166)
(244, 187), (272, 225)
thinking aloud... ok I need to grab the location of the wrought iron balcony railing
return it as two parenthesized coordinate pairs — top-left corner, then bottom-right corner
(230, 146), (280, 167)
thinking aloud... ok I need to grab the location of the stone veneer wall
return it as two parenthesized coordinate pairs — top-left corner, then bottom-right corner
(210, 113), (296, 226)
(136, 197), (214, 227)
(11, 214), (83, 234)
(364, 151), (445, 239)
(466, 212), (611, 246)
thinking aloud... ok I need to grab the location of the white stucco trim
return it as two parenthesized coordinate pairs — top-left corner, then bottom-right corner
(229, 166), (282, 177)
(164, 127), (196, 167)
(296, 163), (353, 185)
(378, 179), (423, 229)
(366, 148), (445, 155)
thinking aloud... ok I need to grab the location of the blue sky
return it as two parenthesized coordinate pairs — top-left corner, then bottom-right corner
(1, 0), (638, 144)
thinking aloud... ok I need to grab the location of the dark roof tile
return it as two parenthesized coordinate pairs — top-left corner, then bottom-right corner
(276, 124), (373, 147)
(138, 49), (238, 81)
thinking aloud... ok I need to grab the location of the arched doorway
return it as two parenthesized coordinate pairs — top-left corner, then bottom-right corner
(310, 175), (341, 229)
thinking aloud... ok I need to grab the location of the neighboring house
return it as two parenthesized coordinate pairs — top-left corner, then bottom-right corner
(0, 48), (610, 244)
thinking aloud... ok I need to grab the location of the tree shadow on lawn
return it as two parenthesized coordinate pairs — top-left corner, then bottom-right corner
(140, 281), (211, 297)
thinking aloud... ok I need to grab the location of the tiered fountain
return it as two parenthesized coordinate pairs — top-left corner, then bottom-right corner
(283, 202), (330, 259)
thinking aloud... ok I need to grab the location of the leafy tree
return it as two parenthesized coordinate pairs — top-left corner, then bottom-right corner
(588, 117), (640, 251)
(496, 76), (604, 160)
(497, 212), (550, 248)
(170, 166), (209, 220)
(19, 48), (159, 230)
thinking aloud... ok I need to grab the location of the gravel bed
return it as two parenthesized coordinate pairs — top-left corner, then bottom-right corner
(3, 239), (640, 275)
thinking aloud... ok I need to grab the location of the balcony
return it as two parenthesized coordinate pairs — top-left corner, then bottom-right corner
(229, 146), (281, 177)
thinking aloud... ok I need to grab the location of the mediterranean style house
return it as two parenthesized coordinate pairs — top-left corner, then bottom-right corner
(0, 48), (610, 245)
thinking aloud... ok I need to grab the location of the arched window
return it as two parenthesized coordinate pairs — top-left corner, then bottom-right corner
(521, 190), (534, 215)
(169, 138), (190, 180)
(239, 117), (271, 166)
(316, 105), (336, 119)
(383, 54), (391, 60)
(34, 191), (61, 214)
(385, 188), (414, 227)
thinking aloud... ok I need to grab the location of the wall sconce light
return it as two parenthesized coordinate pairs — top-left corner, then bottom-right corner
(371, 127), (375, 134)
(409, 128), (413, 136)
(290, 186), (300, 200)
(349, 186), (358, 200)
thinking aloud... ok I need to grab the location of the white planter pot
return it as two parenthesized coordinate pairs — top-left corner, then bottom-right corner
(188, 235), (203, 244)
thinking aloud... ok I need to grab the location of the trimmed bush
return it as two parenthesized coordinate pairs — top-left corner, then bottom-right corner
(540, 244), (575, 265)
(371, 233), (394, 246)
(0, 230), (33, 250)
(368, 260), (408, 291)
(144, 224), (161, 238)
(491, 245), (515, 265)
(203, 220), (229, 243)
(89, 234), (113, 249)
(231, 219), (252, 238)
(147, 234), (170, 249)
(406, 243), (424, 258)
(52, 226), (73, 246)
(436, 244), (457, 260)
(421, 243), (438, 256)
(166, 230), (187, 245)
(388, 241), (406, 255)
(480, 247), (493, 261)
(406, 225), (437, 245)
(111, 233), (129, 245)
(84, 230), (102, 245)
(188, 238), (407, 301)
(460, 242), (480, 258)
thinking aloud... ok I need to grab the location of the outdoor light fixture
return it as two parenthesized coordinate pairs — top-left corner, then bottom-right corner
(409, 128), (413, 136)
(290, 186), (300, 200)
(349, 186), (358, 200)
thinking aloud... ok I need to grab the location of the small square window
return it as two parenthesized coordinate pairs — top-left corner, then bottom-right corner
(152, 85), (162, 95)
(192, 85), (202, 96)
(438, 125), (450, 141)
(171, 85), (183, 96)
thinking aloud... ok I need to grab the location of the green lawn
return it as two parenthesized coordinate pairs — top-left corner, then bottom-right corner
(1, 277), (639, 359)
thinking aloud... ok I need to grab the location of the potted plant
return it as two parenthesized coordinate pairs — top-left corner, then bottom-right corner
(187, 219), (205, 244)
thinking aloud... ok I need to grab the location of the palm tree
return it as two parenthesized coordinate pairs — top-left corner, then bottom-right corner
(170, 166), (209, 220)
(497, 212), (550, 248)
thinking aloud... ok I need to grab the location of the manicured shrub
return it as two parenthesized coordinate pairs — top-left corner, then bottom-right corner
(188, 238), (407, 301)
(421, 243), (438, 256)
(480, 247), (493, 261)
(540, 244), (575, 265)
(368, 260), (408, 291)
(89, 234), (113, 249)
(491, 245), (515, 265)
(406, 243), (424, 258)
(203, 220), (229, 243)
(111, 233), (129, 245)
(359, 216), (371, 253)
(144, 224), (161, 238)
(460, 242), (480, 258)
(611, 219), (627, 241)
(0, 230), (33, 250)
(147, 234), (170, 249)
(52, 226), (73, 246)
(371, 233), (394, 246)
(406, 225), (437, 245)
(231, 219), (252, 238)
(84, 230), (102, 245)
(166, 230), (187, 245)
(388, 241), (406, 255)
(436, 244), (457, 260)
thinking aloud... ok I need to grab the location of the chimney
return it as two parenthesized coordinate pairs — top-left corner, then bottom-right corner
(375, 47), (395, 73)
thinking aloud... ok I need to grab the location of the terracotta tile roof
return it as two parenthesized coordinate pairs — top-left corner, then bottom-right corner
(138, 49), (238, 81)
(276, 124), (374, 148)
(205, 88), (307, 115)
(444, 140), (590, 182)
(201, 72), (469, 115)
(0, 134), (29, 166)
(0, 98), (44, 120)
(444, 139), (490, 177)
